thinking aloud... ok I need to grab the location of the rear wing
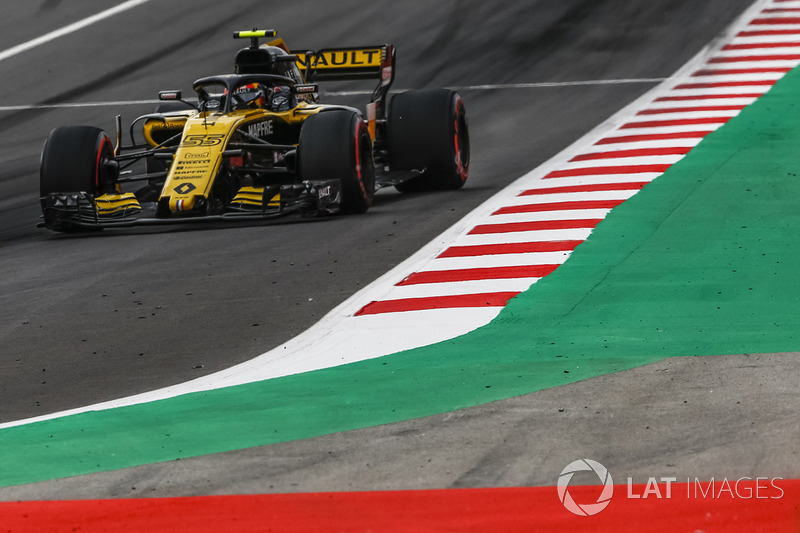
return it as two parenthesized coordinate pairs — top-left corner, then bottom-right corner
(293, 46), (395, 85)
(232, 31), (394, 88)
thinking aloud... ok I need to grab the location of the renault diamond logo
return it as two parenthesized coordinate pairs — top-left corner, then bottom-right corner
(174, 183), (196, 195)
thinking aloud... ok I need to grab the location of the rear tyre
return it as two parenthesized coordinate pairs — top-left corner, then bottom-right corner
(40, 126), (115, 231)
(388, 88), (470, 192)
(298, 110), (375, 214)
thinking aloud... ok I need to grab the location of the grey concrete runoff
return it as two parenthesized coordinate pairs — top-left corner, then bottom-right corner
(1, 353), (796, 500)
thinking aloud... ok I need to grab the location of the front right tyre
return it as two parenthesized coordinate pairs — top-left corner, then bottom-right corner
(40, 125), (115, 231)
(298, 110), (375, 214)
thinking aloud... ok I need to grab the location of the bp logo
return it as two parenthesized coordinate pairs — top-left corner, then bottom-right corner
(557, 459), (614, 516)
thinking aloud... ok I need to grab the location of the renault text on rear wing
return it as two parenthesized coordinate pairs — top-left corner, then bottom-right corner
(293, 45), (394, 84)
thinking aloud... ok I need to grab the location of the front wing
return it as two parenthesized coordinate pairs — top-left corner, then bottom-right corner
(39, 180), (342, 230)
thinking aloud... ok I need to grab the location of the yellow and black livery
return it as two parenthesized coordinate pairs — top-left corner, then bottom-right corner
(39, 29), (469, 232)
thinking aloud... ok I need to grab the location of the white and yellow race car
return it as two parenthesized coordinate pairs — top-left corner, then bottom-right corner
(38, 29), (470, 232)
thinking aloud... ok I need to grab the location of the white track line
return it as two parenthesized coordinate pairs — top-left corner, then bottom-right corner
(0, 80), (665, 113)
(327, 79), (668, 97)
(0, 0), (151, 63)
(0, 100), (161, 112)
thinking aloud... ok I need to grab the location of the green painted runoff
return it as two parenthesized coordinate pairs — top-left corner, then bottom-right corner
(2, 68), (800, 488)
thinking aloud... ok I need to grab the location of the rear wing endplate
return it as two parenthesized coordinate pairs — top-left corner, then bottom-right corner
(294, 45), (396, 129)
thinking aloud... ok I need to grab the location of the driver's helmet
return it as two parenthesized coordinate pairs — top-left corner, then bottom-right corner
(231, 82), (266, 110)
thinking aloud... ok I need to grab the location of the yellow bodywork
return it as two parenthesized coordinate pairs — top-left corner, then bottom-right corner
(294, 48), (384, 70)
(142, 115), (189, 147)
(160, 112), (242, 212)
(231, 186), (281, 208)
(94, 193), (141, 216)
(159, 105), (322, 213)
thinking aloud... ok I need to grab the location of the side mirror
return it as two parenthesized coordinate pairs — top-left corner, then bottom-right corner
(293, 84), (318, 95)
(159, 90), (183, 101)
(157, 90), (197, 111)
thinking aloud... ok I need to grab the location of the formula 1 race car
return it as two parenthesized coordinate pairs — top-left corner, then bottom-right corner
(38, 29), (470, 232)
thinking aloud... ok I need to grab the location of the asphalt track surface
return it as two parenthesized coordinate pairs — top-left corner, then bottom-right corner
(0, 0), (777, 502)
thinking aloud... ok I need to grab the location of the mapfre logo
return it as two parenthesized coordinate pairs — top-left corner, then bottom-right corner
(557, 459), (614, 516)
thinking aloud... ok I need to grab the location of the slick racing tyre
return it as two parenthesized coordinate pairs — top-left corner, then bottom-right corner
(40, 125), (115, 198)
(388, 88), (469, 191)
(298, 110), (375, 214)
(39, 126), (116, 232)
(40, 126), (116, 232)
